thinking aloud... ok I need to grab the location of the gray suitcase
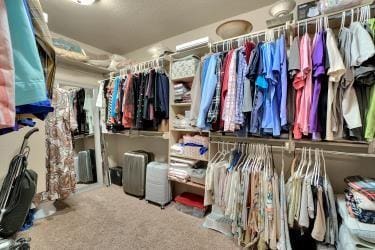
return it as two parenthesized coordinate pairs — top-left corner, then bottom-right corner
(123, 151), (152, 198)
(145, 162), (171, 208)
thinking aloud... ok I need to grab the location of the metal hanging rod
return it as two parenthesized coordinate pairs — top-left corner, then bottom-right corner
(210, 140), (375, 158)
(212, 22), (291, 52)
(294, 2), (375, 27)
(101, 57), (168, 82)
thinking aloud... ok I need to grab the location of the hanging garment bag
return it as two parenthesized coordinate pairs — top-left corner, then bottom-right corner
(123, 151), (153, 198)
(145, 162), (171, 208)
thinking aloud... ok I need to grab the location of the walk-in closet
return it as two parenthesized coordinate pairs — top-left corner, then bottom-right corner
(1, 0), (375, 249)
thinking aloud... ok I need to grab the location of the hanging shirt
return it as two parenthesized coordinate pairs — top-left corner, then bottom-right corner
(235, 48), (247, 126)
(190, 61), (202, 126)
(296, 33), (313, 136)
(326, 28), (346, 141)
(220, 50), (234, 129)
(338, 27), (362, 139)
(288, 38), (300, 129)
(261, 42), (281, 136)
(273, 34), (288, 128)
(249, 43), (264, 135)
(292, 37), (304, 140)
(310, 31), (325, 140)
(223, 50), (237, 132)
(207, 54), (223, 125)
(197, 54), (218, 129)
(0, 0), (15, 129)
(5, 0), (47, 106)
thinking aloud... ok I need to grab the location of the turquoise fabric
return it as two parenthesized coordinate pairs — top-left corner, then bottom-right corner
(5, 0), (47, 106)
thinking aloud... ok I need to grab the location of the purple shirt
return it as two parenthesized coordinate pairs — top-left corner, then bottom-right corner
(309, 31), (325, 138)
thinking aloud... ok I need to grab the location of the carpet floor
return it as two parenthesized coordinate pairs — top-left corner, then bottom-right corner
(20, 186), (237, 250)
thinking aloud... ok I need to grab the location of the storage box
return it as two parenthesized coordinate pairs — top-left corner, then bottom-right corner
(175, 192), (207, 218)
(171, 55), (199, 81)
(110, 166), (123, 186)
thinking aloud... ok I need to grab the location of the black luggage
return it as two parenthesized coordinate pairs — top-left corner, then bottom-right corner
(110, 166), (123, 186)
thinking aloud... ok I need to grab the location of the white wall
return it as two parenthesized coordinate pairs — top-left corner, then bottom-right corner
(124, 0), (311, 62)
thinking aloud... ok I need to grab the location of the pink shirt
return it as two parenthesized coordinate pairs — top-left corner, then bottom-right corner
(0, 1), (15, 128)
(296, 33), (313, 136)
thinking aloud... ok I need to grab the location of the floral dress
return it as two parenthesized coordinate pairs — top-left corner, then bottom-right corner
(45, 88), (77, 200)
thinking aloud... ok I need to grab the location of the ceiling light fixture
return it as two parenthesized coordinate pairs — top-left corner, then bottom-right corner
(71, 0), (97, 6)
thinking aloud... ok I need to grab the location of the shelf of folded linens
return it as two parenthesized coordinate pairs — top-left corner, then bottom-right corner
(103, 130), (169, 139)
(171, 102), (191, 107)
(169, 153), (209, 162)
(168, 178), (205, 190)
(57, 55), (111, 74)
(73, 134), (94, 140)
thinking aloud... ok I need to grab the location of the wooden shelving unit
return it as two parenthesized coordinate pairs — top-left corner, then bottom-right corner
(171, 102), (192, 107)
(169, 179), (205, 190)
(170, 153), (208, 162)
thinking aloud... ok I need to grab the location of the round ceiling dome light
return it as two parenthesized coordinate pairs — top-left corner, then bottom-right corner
(72, 0), (97, 5)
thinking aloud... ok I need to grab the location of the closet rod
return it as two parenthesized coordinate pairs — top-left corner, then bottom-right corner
(210, 140), (375, 158)
(101, 56), (168, 81)
(212, 22), (290, 49)
(294, 2), (375, 27)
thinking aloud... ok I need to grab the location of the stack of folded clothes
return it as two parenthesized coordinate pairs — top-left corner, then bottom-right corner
(172, 114), (190, 129)
(336, 176), (375, 250)
(174, 83), (191, 103)
(344, 176), (375, 224)
(168, 157), (205, 183)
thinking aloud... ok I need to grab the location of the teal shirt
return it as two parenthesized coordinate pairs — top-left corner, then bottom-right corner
(5, 0), (47, 106)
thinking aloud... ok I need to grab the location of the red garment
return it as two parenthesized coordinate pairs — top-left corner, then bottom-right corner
(122, 74), (134, 128)
(244, 41), (256, 64)
(219, 50), (234, 129)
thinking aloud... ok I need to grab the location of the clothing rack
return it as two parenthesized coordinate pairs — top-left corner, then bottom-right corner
(100, 56), (169, 82)
(293, 2), (375, 34)
(210, 139), (375, 158)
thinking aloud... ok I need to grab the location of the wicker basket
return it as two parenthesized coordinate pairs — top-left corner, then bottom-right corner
(182, 135), (209, 160)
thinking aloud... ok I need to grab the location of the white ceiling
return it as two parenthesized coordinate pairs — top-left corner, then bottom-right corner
(40, 0), (277, 54)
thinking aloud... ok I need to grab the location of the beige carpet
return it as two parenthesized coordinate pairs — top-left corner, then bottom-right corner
(20, 186), (237, 250)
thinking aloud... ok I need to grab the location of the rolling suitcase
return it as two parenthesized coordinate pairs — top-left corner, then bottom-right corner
(77, 149), (97, 184)
(123, 151), (153, 198)
(145, 162), (171, 208)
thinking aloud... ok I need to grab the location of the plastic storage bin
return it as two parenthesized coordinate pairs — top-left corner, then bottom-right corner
(175, 192), (207, 218)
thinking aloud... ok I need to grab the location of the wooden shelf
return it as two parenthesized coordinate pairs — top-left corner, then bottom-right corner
(169, 179), (205, 189)
(170, 153), (208, 162)
(171, 102), (191, 107)
(171, 128), (209, 133)
(104, 130), (169, 139)
(171, 76), (195, 83)
(57, 56), (111, 74)
(170, 45), (210, 59)
(73, 134), (94, 140)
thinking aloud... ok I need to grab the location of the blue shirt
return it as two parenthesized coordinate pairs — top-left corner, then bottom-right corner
(111, 76), (121, 119)
(273, 35), (288, 128)
(261, 42), (281, 136)
(6, 0), (47, 106)
(197, 54), (218, 129)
